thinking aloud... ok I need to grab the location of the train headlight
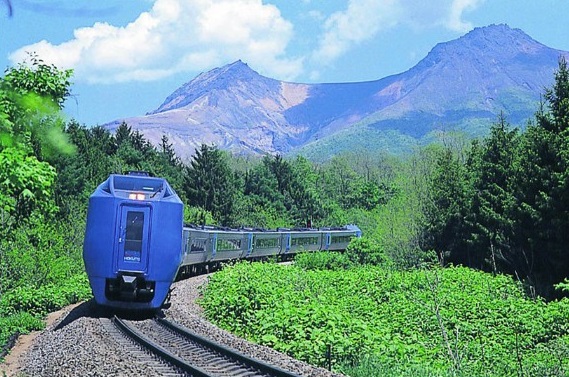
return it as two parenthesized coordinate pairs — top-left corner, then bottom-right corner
(128, 193), (146, 200)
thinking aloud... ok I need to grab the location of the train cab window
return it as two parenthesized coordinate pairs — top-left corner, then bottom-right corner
(113, 176), (164, 199)
(125, 211), (144, 252)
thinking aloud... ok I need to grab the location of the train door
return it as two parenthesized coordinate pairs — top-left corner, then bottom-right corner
(116, 205), (151, 272)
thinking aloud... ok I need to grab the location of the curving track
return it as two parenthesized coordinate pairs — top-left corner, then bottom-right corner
(109, 316), (301, 377)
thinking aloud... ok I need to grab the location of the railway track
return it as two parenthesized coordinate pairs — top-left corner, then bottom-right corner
(106, 315), (301, 377)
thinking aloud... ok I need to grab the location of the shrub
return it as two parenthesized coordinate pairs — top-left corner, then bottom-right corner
(0, 274), (91, 317)
(0, 312), (44, 360)
(294, 252), (354, 271)
(201, 263), (569, 375)
(345, 237), (387, 266)
(0, 214), (85, 295)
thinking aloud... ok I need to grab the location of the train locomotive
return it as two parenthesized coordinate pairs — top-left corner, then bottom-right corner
(83, 172), (361, 310)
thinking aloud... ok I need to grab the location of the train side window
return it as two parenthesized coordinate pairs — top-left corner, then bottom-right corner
(216, 238), (242, 251)
(331, 235), (353, 244)
(255, 237), (279, 249)
(291, 236), (319, 246)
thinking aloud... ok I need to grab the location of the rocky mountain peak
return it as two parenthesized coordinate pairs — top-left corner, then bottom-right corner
(419, 24), (547, 68)
(148, 60), (270, 114)
(193, 60), (260, 85)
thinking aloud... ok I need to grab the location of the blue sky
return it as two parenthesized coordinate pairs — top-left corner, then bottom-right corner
(1, 0), (568, 126)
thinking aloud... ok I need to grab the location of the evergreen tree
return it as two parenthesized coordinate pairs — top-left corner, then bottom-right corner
(184, 144), (236, 225)
(514, 57), (569, 296)
(423, 146), (471, 265)
(159, 134), (180, 167)
(466, 115), (519, 273)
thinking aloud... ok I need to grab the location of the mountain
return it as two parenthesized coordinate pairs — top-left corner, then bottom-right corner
(105, 24), (568, 160)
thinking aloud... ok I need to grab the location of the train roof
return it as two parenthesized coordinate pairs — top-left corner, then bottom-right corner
(183, 224), (361, 235)
(91, 173), (181, 203)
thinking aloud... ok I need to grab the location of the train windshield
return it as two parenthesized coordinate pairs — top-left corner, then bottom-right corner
(113, 176), (164, 193)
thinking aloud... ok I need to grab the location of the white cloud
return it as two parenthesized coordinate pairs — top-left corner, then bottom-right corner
(9, 0), (301, 84)
(312, 0), (485, 64)
(312, 0), (399, 63)
(447, 0), (485, 32)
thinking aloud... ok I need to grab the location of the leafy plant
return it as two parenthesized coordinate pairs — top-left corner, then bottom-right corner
(345, 237), (387, 266)
(294, 252), (354, 271)
(0, 312), (44, 360)
(200, 262), (569, 375)
(0, 274), (91, 317)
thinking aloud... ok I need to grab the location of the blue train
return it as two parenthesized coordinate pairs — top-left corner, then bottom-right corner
(83, 172), (361, 310)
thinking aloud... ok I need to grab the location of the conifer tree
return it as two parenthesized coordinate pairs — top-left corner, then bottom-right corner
(423, 147), (471, 265)
(514, 57), (569, 295)
(466, 115), (519, 273)
(184, 144), (236, 225)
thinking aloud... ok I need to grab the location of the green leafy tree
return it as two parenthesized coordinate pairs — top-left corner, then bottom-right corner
(0, 147), (57, 223)
(0, 55), (74, 224)
(0, 54), (74, 158)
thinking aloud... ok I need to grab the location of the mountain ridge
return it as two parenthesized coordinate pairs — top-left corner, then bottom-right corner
(105, 24), (568, 160)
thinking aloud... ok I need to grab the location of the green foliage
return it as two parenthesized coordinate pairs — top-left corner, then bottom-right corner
(318, 153), (396, 213)
(50, 121), (187, 211)
(184, 144), (237, 225)
(184, 205), (216, 225)
(241, 154), (324, 227)
(0, 312), (44, 355)
(2, 54), (71, 109)
(465, 115), (520, 273)
(0, 214), (86, 294)
(201, 263), (569, 376)
(371, 147), (437, 268)
(345, 237), (387, 266)
(0, 53), (74, 157)
(421, 58), (569, 298)
(0, 274), (91, 318)
(0, 147), (57, 221)
(0, 194), (91, 359)
(422, 144), (471, 265)
(294, 252), (354, 271)
(337, 355), (450, 377)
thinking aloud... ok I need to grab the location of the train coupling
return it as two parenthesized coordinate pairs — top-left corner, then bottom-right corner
(105, 273), (156, 302)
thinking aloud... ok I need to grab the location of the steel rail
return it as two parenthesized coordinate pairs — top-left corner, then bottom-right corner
(157, 317), (301, 377)
(112, 316), (210, 377)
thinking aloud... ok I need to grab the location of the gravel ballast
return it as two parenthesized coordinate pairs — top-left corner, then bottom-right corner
(4, 274), (345, 377)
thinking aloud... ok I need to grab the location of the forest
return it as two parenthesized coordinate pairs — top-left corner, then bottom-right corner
(1, 56), (569, 376)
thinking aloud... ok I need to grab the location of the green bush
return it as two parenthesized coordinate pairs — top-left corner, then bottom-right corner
(345, 237), (388, 266)
(200, 262), (569, 376)
(0, 274), (91, 317)
(0, 214), (85, 295)
(0, 312), (44, 360)
(294, 252), (354, 271)
(338, 355), (450, 377)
